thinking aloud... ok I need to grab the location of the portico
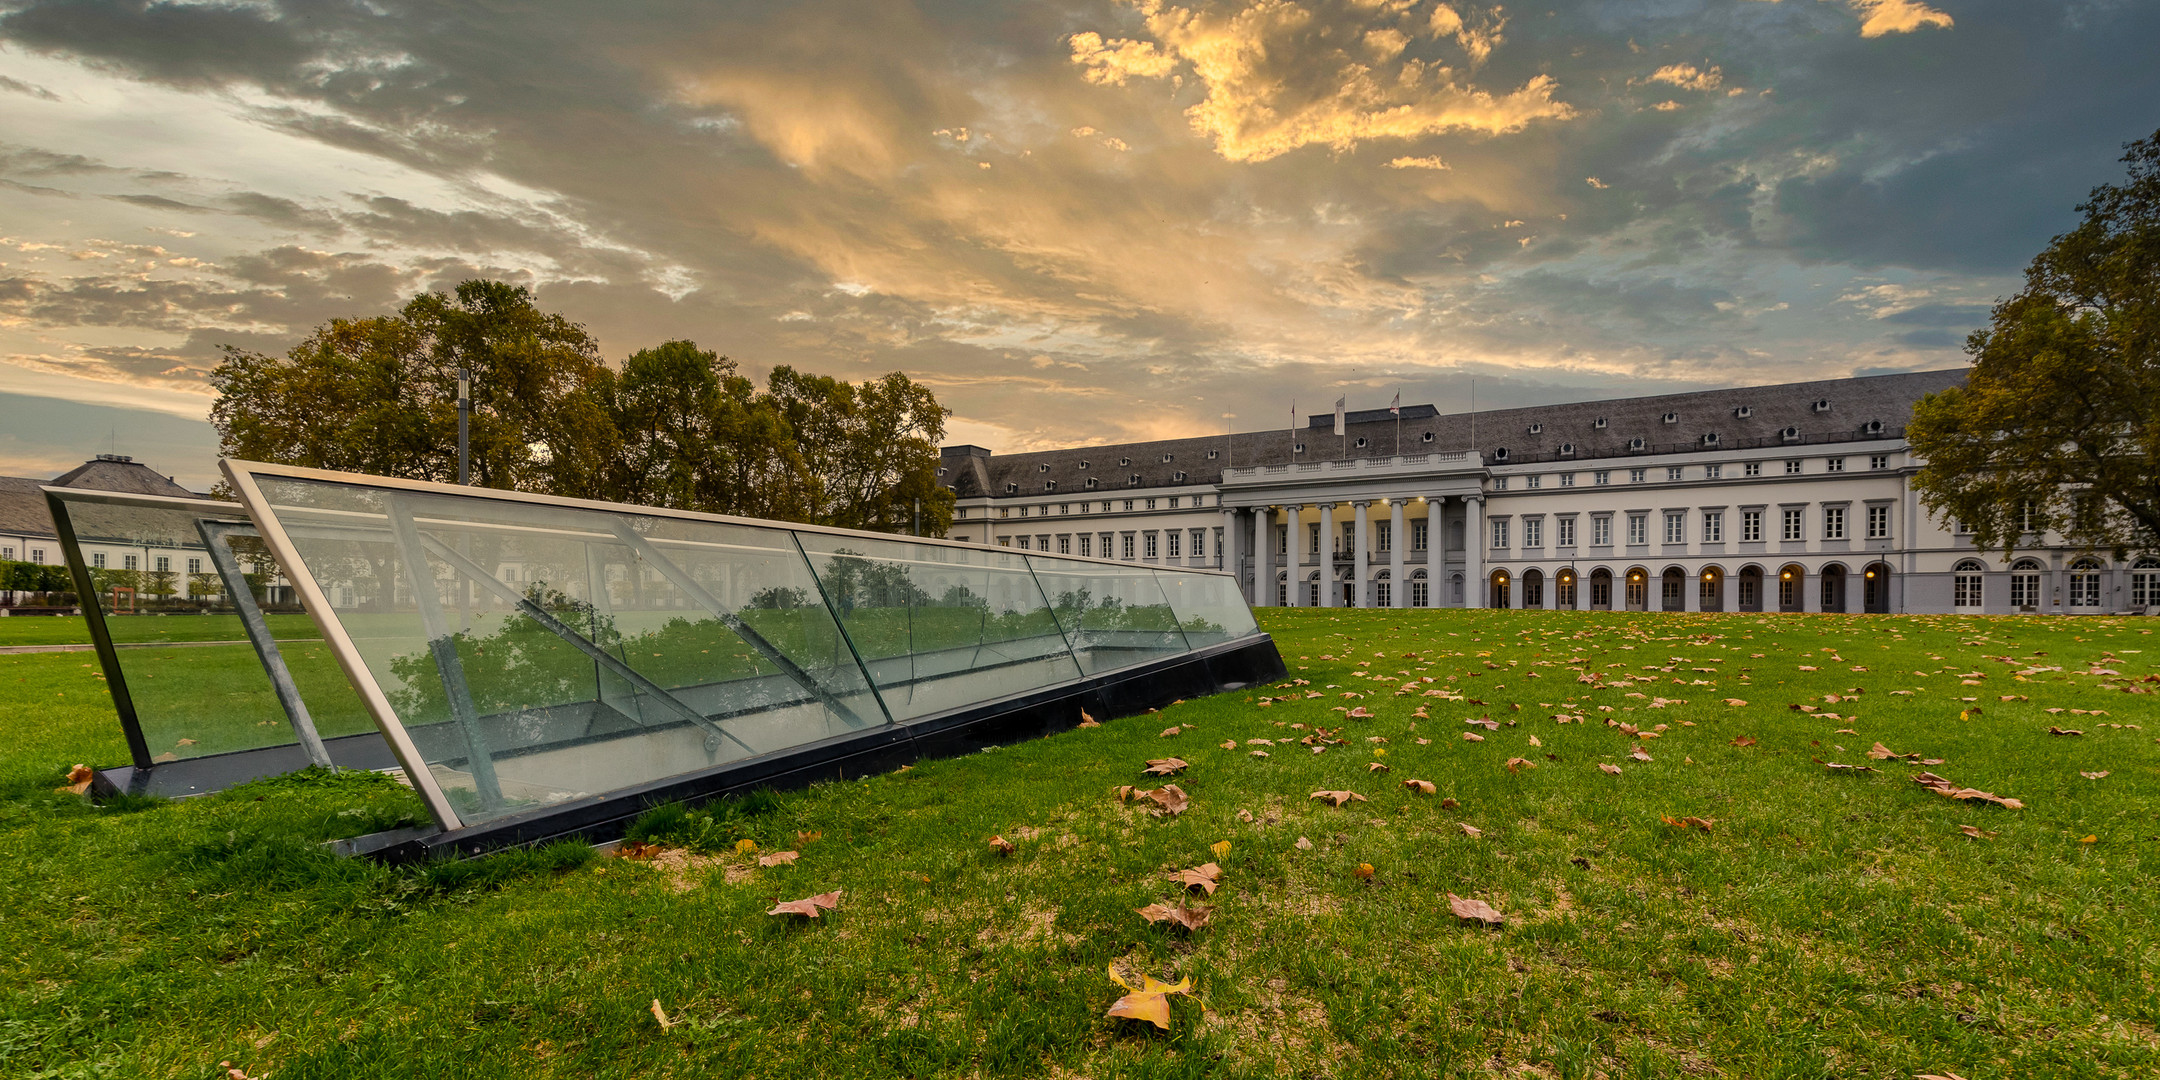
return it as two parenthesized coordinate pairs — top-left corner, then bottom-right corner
(1218, 452), (1485, 609)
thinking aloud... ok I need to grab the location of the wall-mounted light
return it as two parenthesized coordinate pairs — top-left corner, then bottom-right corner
(1782, 570), (1793, 580)
(1865, 569), (1876, 579)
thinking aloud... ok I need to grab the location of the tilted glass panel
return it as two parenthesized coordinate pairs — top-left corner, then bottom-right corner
(794, 534), (1082, 721)
(1152, 568), (1261, 649)
(47, 492), (369, 763)
(248, 476), (888, 826)
(1026, 556), (1191, 676)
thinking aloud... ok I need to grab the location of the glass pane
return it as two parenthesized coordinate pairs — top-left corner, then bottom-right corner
(794, 534), (1081, 721)
(47, 493), (371, 762)
(1154, 568), (1261, 649)
(1026, 556), (1190, 675)
(250, 477), (888, 826)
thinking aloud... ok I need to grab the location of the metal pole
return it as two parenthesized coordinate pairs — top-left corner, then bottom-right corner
(198, 521), (335, 770)
(914, 498), (921, 537)
(456, 365), (470, 486)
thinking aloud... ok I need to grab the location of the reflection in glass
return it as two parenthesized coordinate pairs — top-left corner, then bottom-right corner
(1025, 557), (1191, 675)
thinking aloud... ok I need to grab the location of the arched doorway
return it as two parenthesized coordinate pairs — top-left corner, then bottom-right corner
(1589, 568), (1613, 610)
(1374, 569), (1393, 608)
(1699, 565), (1725, 612)
(1306, 570), (1322, 607)
(1276, 570), (1289, 607)
(1341, 568), (1356, 607)
(1522, 568), (1545, 609)
(2010, 558), (2043, 610)
(1737, 565), (1763, 612)
(1624, 567), (1649, 611)
(1450, 572), (1464, 606)
(2132, 557), (2160, 610)
(1659, 567), (1686, 612)
(2068, 557), (2104, 609)
(1862, 562), (1892, 613)
(1953, 559), (1985, 610)
(1778, 564), (1805, 612)
(1556, 568), (1578, 610)
(1490, 569), (1512, 609)
(1820, 564), (1847, 613)
(1410, 569), (1430, 608)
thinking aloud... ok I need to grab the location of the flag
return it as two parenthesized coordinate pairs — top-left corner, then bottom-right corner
(1290, 400), (1297, 432)
(1333, 396), (1347, 436)
(1390, 392), (1400, 415)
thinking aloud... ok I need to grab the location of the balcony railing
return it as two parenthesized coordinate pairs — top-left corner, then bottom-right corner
(1224, 450), (1475, 483)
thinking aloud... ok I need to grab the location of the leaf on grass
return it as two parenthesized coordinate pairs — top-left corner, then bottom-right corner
(1910, 772), (2023, 809)
(2080, 770), (2110, 780)
(1447, 892), (1504, 927)
(56, 763), (93, 796)
(767, 890), (842, 917)
(1352, 861), (1375, 880)
(1145, 784), (1190, 816)
(1915, 1073), (1972, 1080)
(1462, 732), (1486, 742)
(734, 838), (758, 855)
(1249, 750), (1271, 758)
(1347, 706), (1375, 719)
(1459, 823), (1482, 838)
(1661, 815), (1716, 832)
(1079, 710), (1100, 728)
(1598, 763), (1623, 775)
(2079, 834), (2097, 843)
(1821, 761), (1876, 773)
(1366, 762), (1389, 773)
(2048, 726), (2083, 736)
(1160, 726), (1181, 738)
(1144, 757), (1190, 776)
(651, 999), (677, 1031)
(1527, 734), (1542, 747)
(1219, 740), (1237, 750)
(988, 836), (1015, 856)
(1211, 839), (1233, 859)
(1295, 836), (1314, 850)
(758, 850), (801, 867)
(1629, 748), (1653, 763)
(1310, 790), (1368, 807)
(1730, 736), (1758, 747)
(1723, 698), (1749, 707)
(1504, 757), (1534, 772)
(1105, 962), (1193, 1029)
(1957, 824), (1997, 839)
(1170, 862), (1223, 894)
(1137, 902), (1213, 931)
(1403, 779), (1437, 794)
(1440, 797), (1460, 809)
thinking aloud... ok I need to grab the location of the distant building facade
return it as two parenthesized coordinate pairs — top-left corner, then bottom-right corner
(0, 455), (222, 602)
(938, 369), (2160, 616)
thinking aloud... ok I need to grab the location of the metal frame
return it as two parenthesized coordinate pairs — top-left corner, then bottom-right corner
(197, 519), (335, 770)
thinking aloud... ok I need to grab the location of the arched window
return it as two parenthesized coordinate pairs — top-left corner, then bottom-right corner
(2068, 557), (2103, 608)
(1374, 569), (1392, 609)
(1410, 568), (1429, 608)
(1953, 559), (1984, 609)
(1555, 568), (1578, 610)
(1625, 569), (1649, 610)
(2133, 557), (2160, 607)
(1307, 569), (1323, 608)
(1589, 568), (1613, 610)
(2010, 558), (2043, 609)
(1276, 569), (1289, 608)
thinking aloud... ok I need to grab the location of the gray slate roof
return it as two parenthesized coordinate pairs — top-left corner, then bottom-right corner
(0, 457), (204, 543)
(943, 368), (1968, 500)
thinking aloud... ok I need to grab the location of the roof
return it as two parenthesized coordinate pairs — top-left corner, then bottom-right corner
(0, 456), (206, 544)
(944, 368), (1968, 500)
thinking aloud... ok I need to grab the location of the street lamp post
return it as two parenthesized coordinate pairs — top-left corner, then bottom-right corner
(456, 366), (471, 486)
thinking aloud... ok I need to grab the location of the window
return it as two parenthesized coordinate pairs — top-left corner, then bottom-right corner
(2131, 558), (2160, 607)
(1078, 534), (1092, 558)
(1591, 572), (1613, 607)
(1375, 574), (1391, 607)
(155, 556), (170, 573)
(1627, 513), (1648, 546)
(1018, 506), (1029, 518)
(123, 554), (138, 571)
(1122, 534), (1137, 560)
(1781, 508), (1804, 542)
(1411, 520), (1429, 551)
(996, 536), (1011, 548)
(2068, 558), (2102, 608)
(31, 548), (44, 564)
(2010, 559), (2043, 607)
(1058, 535), (1074, 555)
(1060, 504), (1070, 515)
(1211, 528), (1222, 560)
(1099, 532), (1114, 556)
(1036, 535), (1051, 552)
(1626, 573), (1648, 608)
(1742, 510), (1763, 542)
(1557, 516), (1576, 547)
(1744, 461), (1762, 477)
(2018, 500), (2041, 534)
(1411, 570), (1429, 607)
(1827, 457), (1845, 473)
(1165, 531), (1180, 559)
(1167, 497), (1179, 509)
(1662, 512), (1684, 544)
(1276, 525), (1290, 556)
(1703, 512), (1723, 543)
(1667, 467), (1684, 482)
(1784, 460), (1803, 475)
(1527, 474), (1542, 489)
(1491, 519), (1510, 549)
(1870, 454), (1890, 469)
(1738, 574), (1758, 609)
(1954, 559), (1985, 609)
(1144, 498), (1157, 510)
(1823, 506), (1846, 540)
(1123, 500), (1135, 512)
(1779, 572), (1797, 609)
(1560, 473), (1575, 487)
(1594, 470), (1611, 486)
(2, 546), (13, 561)
(1375, 522), (1393, 552)
(1493, 477), (1509, 491)
(1524, 518), (1542, 548)
(1867, 505), (1890, 539)
(1309, 522), (1322, 555)
(1593, 515), (1613, 546)
(1663, 574), (1683, 608)
(1629, 468), (1647, 483)
(1705, 464), (1722, 480)
(1190, 529), (1206, 558)
(1556, 572), (1576, 608)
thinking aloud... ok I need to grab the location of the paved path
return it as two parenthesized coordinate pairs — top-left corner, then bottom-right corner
(0, 639), (323, 655)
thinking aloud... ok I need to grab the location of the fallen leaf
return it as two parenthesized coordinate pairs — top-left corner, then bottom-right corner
(1440, 797), (1460, 809)
(1661, 815), (1716, 832)
(2048, 726), (2083, 736)
(1211, 839), (1233, 859)
(798, 831), (822, 844)
(1447, 892), (1505, 927)
(1160, 726), (1181, 738)
(1136, 902), (1212, 931)
(2080, 770), (2110, 780)
(988, 836), (1014, 856)
(1145, 784), (1190, 816)
(1629, 748), (1653, 763)
(1354, 862), (1375, 880)
(1236, 808), (1254, 823)
(758, 850), (801, 867)
(1249, 750), (1270, 758)
(767, 890), (842, 917)
(1723, 698), (1749, 707)
(1915, 1073), (1972, 1080)
(734, 838), (758, 856)
(1295, 836), (1314, 850)
(1957, 824), (1997, 839)
(1403, 779), (1437, 794)
(1144, 757), (1190, 776)
(57, 763), (93, 796)
(1105, 962), (1193, 1030)
(1910, 772), (2023, 809)
(1599, 763), (1623, 775)
(1219, 740), (1237, 750)
(1310, 790), (1369, 807)
(651, 999), (677, 1031)
(1462, 732), (1486, 742)
(1170, 862), (1223, 894)
(1527, 734), (1543, 747)
(1347, 706), (1374, 719)
(1459, 823), (1482, 838)
(1366, 762), (1390, 773)
(1079, 710), (1100, 728)
(2080, 834), (2098, 843)
(1730, 736), (1758, 747)
(1504, 757), (1534, 772)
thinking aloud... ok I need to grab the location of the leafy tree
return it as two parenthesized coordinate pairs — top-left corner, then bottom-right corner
(1911, 127), (2160, 557)
(768, 367), (955, 534)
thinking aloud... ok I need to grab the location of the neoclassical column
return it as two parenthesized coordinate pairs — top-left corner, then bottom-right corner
(1427, 496), (1445, 607)
(1220, 506), (1236, 573)
(1352, 501), (1371, 608)
(1463, 495), (1484, 609)
(1253, 506), (1273, 606)
(1316, 503), (1337, 608)
(1284, 503), (1303, 607)
(1388, 500), (1407, 608)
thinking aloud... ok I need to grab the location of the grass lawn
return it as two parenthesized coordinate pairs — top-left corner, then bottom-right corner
(1, 609), (2155, 1079)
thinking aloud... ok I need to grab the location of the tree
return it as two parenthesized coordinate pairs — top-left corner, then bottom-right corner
(1911, 127), (2160, 557)
(767, 367), (955, 534)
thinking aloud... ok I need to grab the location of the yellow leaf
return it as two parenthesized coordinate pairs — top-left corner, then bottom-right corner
(2079, 834), (2097, 844)
(1210, 840), (1232, 859)
(734, 838), (758, 855)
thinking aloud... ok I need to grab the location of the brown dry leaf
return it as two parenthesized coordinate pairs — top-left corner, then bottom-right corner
(1078, 710), (1100, 728)
(1145, 784), (1190, 816)
(1366, 762), (1390, 773)
(1440, 797), (1460, 809)
(2080, 770), (2110, 780)
(1661, 815), (1716, 831)
(1731, 736), (1758, 747)
(1599, 763), (1623, 775)
(1403, 778), (1437, 794)
(1310, 790), (1368, 807)
(766, 890), (842, 917)
(757, 850), (801, 867)
(1723, 698), (1749, 707)
(1136, 902), (1213, 931)
(1910, 772), (2024, 809)
(1462, 732), (1486, 742)
(798, 830), (822, 844)
(1957, 824), (1997, 839)
(1170, 862), (1223, 894)
(1144, 757), (1190, 776)
(1160, 726), (1181, 738)
(2048, 726), (2083, 736)
(1295, 836), (1314, 850)
(1821, 761), (1876, 773)
(1447, 892), (1505, 927)
(1219, 740), (1237, 750)
(1527, 734), (1543, 747)
(56, 763), (93, 796)
(1236, 808), (1255, 823)
(650, 999), (677, 1031)
(1504, 757), (1534, 772)
(1915, 1074), (1972, 1080)
(1105, 963), (1193, 1030)
(1629, 748), (1653, 763)
(1459, 822), (1483, 839)
(1354, 862), (1375, 880)
(988, 836), (1015, 856)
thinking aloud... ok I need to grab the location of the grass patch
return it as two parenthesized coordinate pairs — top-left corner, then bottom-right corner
(1, 609), (2155, 1078)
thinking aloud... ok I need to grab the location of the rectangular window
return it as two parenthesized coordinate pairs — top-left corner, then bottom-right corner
(1560, 473), (1575, 487)
(1491, 519), (1510, 549)
(1165, 531), (1180, 558)
(123, 554), (138, 571)
(1705, 464), (1723, 479)
(1059, 504), (1069, 515)
(1824, 507), (1846, 540)
(1308, 522), (1322, 554)
(1122, 534), (1137, 560)
(1144, 498), (1157, 510)
(1784, 460), (1803, 475)
(1123, 500), (1134, 512)
(1867, 505), (1890, 539)
(1594, 470), (1611, 486)
(1100, 532), (1114, 556)
(1058, 534), (1072, 555)
(2019, 501), (2041, 533)
(1527, 474), (1542, 489)
(1744, 461), (1763, 477)
(1782, 508), (1804, 542)
(1827, 457), (1845, 473)
(1627, 513), (1647, 546)
(187, 557), (202, 575)
(1412, 576), (1429, 607)
(31, 549), (45, 565)
(1211, 527), (1222, 560)
(1375, 580), (1392, 607)
(1664, 512), (1685, 544)
(1667, 467), (1684, 482)
(1018, 506), (1029, 518)
(1493, 476), (1509, 491)
(1037, 535), (1051, 552)
(1629, 468), (1647, 483)
(155, 556), (170, 573)
(1168, 497), (1179, 509)
(1870, 454), (1889, 470)
(1411, 520), (1429, 551)
(2011, 571), (2041, 608)
(1192, 529), (1207, 558)
(1703, 512), (1723, 543)
(1078, 534), (1092, 557)
(1142, 532), (1158, 558)
(1277, 525), (1290, 556)
(1955, 570), (1983, 608)
(1593, 516), (1613, 546)
(1373, 522), (1390, 552)
(1524, 518), (1542, 548)
(1742, 510), (1763, 542)
(1, 546), (12, 561)
(1557, 517), (1576, 547)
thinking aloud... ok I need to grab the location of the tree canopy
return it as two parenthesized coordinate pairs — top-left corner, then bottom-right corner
(1910, 127), (2160, 557)
(211, 281), (955, 536)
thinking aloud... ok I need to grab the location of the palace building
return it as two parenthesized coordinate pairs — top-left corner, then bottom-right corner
(937, 368), (2160, 616)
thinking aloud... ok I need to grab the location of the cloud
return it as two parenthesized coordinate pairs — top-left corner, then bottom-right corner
(1848, 0), (1955, 37)
(1070, 0), (1574, 163)
(1385, 155), (1450, 170)
(1644, 63), (1722, 92)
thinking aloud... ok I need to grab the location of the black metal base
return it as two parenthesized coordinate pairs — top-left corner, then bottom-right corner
(91, 729), (403, 800)
(333, 632), (1286, 863)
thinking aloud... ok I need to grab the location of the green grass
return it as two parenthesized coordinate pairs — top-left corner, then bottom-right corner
(1, 609), (2155, 1079)
(0, 612), (322, 648)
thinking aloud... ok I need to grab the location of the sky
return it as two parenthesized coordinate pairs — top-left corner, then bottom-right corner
(0, 0), (2154, 491)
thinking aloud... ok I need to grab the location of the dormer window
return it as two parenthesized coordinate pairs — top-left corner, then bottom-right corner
(1173, 471), (1187, 481)
(1701, 433), (1720, 446)
(1038, 463), (1051, 472)
(1662, 412), (1678, 424)
(1861, 419), (1885, 435)
(1420, 432), (1435, 443)
(1129, 474), (1142, 485)
(1781, 426), (1801, 441)
(1528, 423), (1543, 435)
(1627, 437), (1645, 451)
(1005, 483), (1018, 494)
(1493, 447), (1510, 461)
(1078, 460), (1089, 470)
(1045, 480), (1057, 491)
(1085, 477), (1098, 489)
(1205, 450), (1218, 459)
(1294, 442), (1307, 453)
(1559, 442), (1576, 456)
(1119, 457), (1131, 466)
(1354, 437), (1368, 448)
(1812, 399), (1831, 413)
(1734, 406), (1753, 419)
(1593, 417), (1608, 429)
(1162, 453), (1174, 463)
